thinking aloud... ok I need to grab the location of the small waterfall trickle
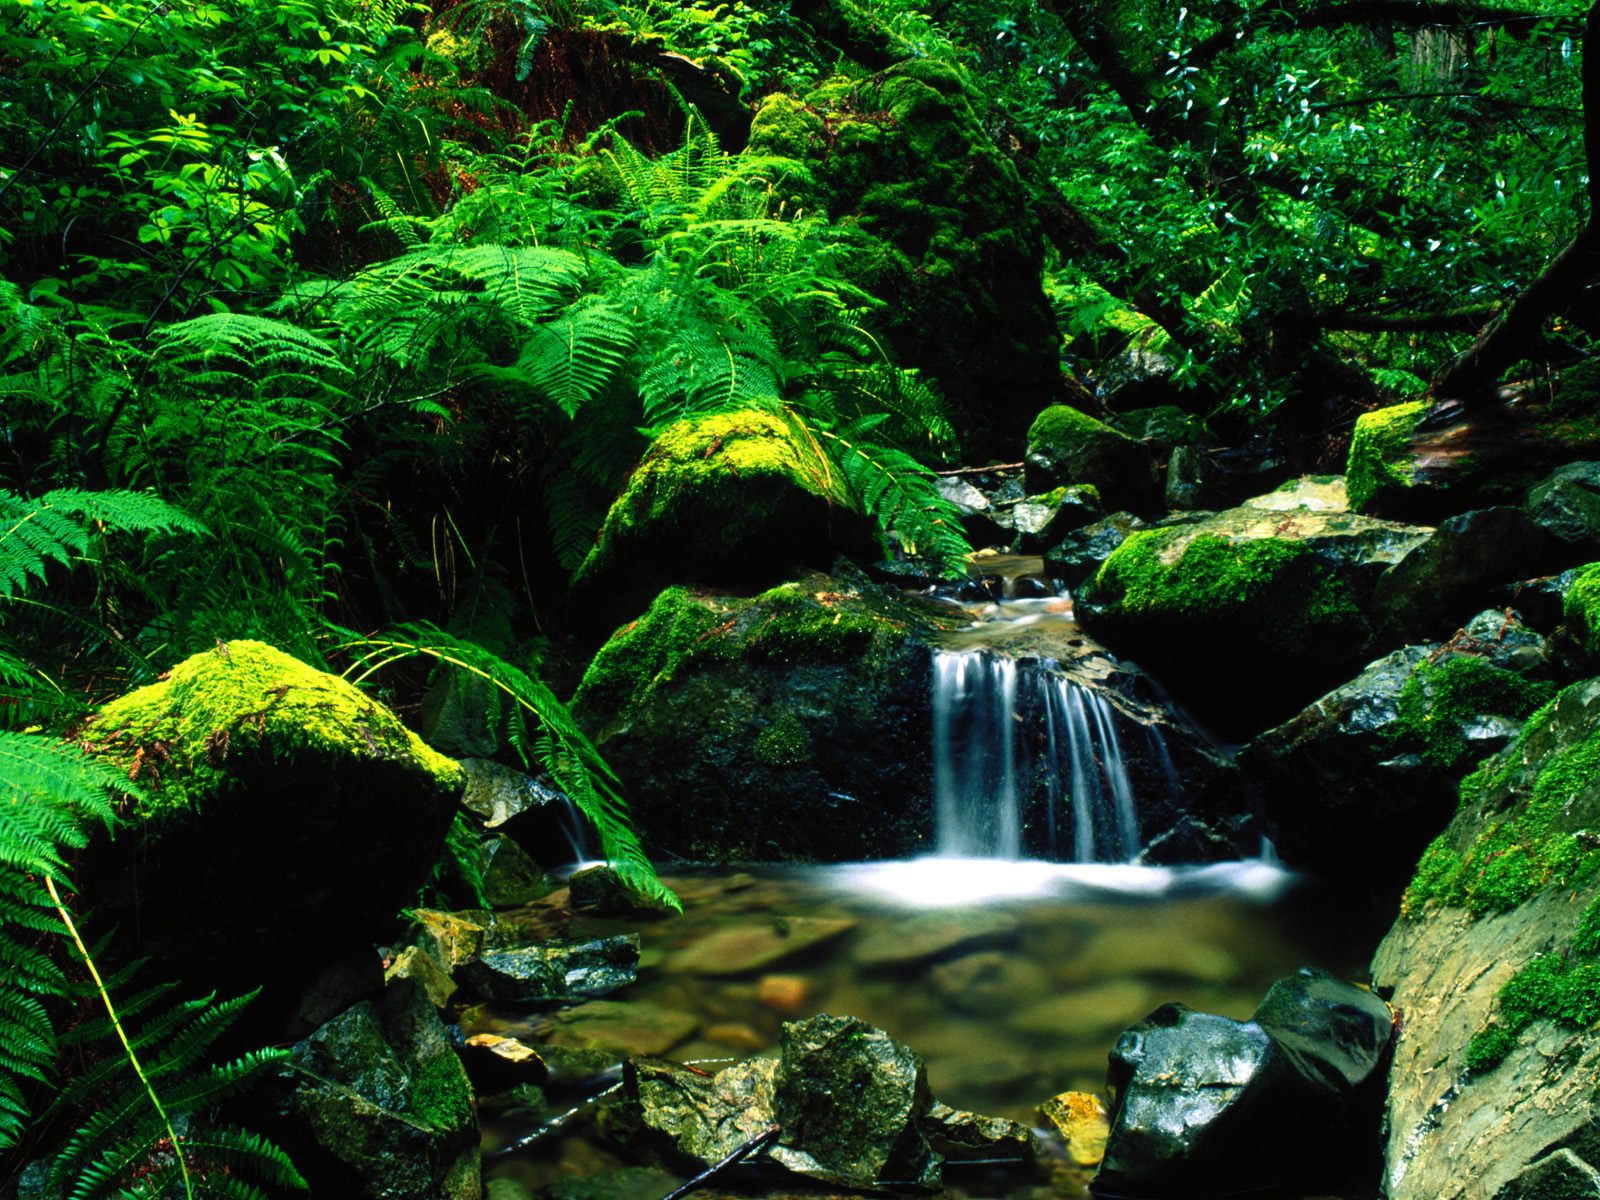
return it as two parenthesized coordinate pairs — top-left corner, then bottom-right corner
(933, 649), (1151, 863)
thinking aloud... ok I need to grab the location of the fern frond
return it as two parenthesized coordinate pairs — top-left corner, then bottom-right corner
(511, 297), (636, 416)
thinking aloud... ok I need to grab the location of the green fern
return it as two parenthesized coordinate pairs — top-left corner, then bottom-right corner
(0, 488), (206, 602)
(504, 296), (636, 416)
(340, 623), (680, 912)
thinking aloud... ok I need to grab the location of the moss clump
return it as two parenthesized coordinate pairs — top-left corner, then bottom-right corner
(753, 710), (812, 767)
(1463, 1025), (1519, 1074)
(570, 587), (728, 726)
(1347, 400), (1427, 511)
(1575, 893), (1600, 958)
(1389, 656), (1557, 773)
(83, 640), (460, 821)
(1563, 563), (1600, 665)
(1027, 405), (1121, 459)
(407, 1051), (473, 1131)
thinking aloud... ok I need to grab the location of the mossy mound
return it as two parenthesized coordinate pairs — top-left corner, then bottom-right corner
(1346, 401), (1427, 513)
(571, 410), (871, 635)
(571, 572), (963, 860)
(746, 61), (1062, 455)
(1561, 562), (1600, 668)
(1023, 405), (1159, 513)
(1076, 502), (1430, 734)
(79, 641), (461, 979)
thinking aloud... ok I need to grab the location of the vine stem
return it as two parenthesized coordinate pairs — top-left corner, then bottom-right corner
(44, 875), (195, 1200)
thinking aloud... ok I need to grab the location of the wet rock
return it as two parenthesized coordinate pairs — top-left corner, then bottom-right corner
(409, 909), (492, 971)
(1496, 569), (1581, 632)
(1042, 1092), (1110, 1168)
(1251, 968), (1393, 1094)
(280, 982), (478, 1200)
(290, 950), (386, 1039)
(670, 917), (855, 976)
(1164, 445), (1208, 511)
(459, 936), (639, 1003)
(570, 865), (665, 915)
(478, 834), (551, 908)
(996, 486), (1105, 553)
(1494, 1149), (1600, 1200)
(457, 757), (567, 830)
(608, 1056), (780, 1169)
(571, 571), (960, 862)
(544, 1000), (698, 1058)
(1373, 506), (1554, 643)
(929, 951), (1051, 1015)
(771, 1014), (942, 1191)
(1097, 329), (1178, 413)
(77, 641), (460, 984)
(923, 1102), (1034, 1163)
(1241, 626), (1556, 883)
(1012, 979), (1157, 1040)
(1044, 513), (1146, 587)
(1527, 460), (1600, 554)
(1076, 497), (1435, 734)
(1095, 1005), (1342, 1199)
(1024, 405), (1159, 513)
(853, 911), (1018, 968)
(386, 945), (458, 1009)
(1107, 406), (1200, 454)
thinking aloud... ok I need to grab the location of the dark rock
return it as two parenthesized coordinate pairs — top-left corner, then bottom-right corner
(1373, 507), (1555, 643)
(1107, 405), (1201, 453)
(1024, 405), (1160, 513)
(922, 1102), (1034, 1163)
(997, 486), (1106, 553)
(77, 641), (460, 991)
(605, 1057), (780, 1169)
(459, 936), (639, 1003)
(279, 982), (479, 1200)
(1252, 968), (1393, 1094)
(1164, 444), (1208, 511)
(570, 865), (657, 914)
(1094, 1005), (1343, 1199)
(1043, 512), (1146, 587)
(478, 834), (551, 908)
(1494, 1149), (1600, 1200)
(457, 757), (576, 844)
(1240, 625), (1555, 882)
(772, 1014), (942, 1190)
(1098, 330), (1179, 412)
(289, 950), (386, 1039)
(1527, 460), (1600, 554)
(459, 1033), (548, 1090)
(1495, 570), (1582, 632)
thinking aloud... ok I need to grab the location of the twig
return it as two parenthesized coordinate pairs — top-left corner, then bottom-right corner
(657, 1124), (782, 1200)
(486, 1079), (623, 1161)
(932, 462), (1025, 476)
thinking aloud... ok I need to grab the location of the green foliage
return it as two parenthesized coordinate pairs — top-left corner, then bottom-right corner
(341, 623), (681, 913)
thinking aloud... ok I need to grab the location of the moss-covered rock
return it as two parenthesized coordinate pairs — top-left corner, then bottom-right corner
(1560, 562), (1600, 670)
(1242, 612), (1556, 886)
(1373, 676), (1600, 1198)
(1346, 401), (1427, 513)
(1076, 502), (1430, 734)
(1023, 405), (1159, 513)
(570, 409), (872, 635)
(746, 62), (1062, 455)
(571, 572), (960, 860)
(79, 641), (460, 978)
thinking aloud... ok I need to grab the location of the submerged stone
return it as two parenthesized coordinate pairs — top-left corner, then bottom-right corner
(670, 916), (856, 976)
(852, 910), (1018, 968)
(544, 999), (698, 1058)
(459, 935), (639, 1003)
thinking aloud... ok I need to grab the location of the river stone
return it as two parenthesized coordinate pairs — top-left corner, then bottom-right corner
(1025, 405), (1159, 513)
(999, 486), (1105, 553)
(409, 909), (492, 971)
(929, 951), (1051, 1015)
(478, 834), (550, 909)
(1041, 1092), (1110, 1167)
(460, 1033), (548, 1089)
(1095, 1005), (1343, 1199)
(542, 1168), (681, 1200)
(671, 916), (855, 976)
(1242, 475), (1349, 513)
(457, 757), (564, 828)
(1043, 512), (1146, 587)
(1526, 460), (1600, 553)
(608, 1056), (780, 1169)
(386, 945), (458, 1009)
(1064, 926), (1237, 985)
(1495, 1149), (1600, 1200)
(770, 1014), (942, 1191)
(459, 935), (639, 1003)
(1013, 979), (1157, 1040)
(922, 1102), (1034, 1163)
(571, 865), (653, 914)
(1252, 967), (1393, 1093)
(282, 982), (479, 1200)
(853, 911), (1019, 968)
(544, 999), (698, 1058)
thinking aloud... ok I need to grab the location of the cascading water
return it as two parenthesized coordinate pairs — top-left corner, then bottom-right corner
(932, 648), (1153, 863)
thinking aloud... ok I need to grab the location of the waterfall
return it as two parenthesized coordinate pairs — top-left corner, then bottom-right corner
(933, 649), (1149, 863)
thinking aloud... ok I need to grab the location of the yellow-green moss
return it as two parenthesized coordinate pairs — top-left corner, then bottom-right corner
(1346, 400), (1427, 511)
(1563, 563), (1600, 664)
(407, 1051), (473, 1131)
(1027, 405), (1123, 461)
(1464, 953), (1600, 1074)
(1388, 657), (1556, 773)
(753, 710), (812, 766)
(82, 640), (460, 821)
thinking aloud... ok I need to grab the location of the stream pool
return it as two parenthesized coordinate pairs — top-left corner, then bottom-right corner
(475, 860), (1383, 1200)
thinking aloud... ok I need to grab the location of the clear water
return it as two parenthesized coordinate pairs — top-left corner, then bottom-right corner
(477, 862), (1379, 1200)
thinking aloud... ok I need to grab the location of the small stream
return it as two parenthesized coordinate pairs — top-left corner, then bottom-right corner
(476, 862), (1376, 1199)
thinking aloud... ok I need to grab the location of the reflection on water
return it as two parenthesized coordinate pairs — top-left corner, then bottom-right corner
(480, 863), (1378, 1200)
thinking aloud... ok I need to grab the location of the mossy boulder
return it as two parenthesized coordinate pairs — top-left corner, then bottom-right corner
(570, 410), (872, 635)
(1346, 401), (1428, 514)
(1241, 611), (1556, 886)
(570, 572), (960, 860)
(1024, 405), (1159, 514)
(79, 641), (461, 979)
(746, 61), (1062, 455)
(1560, 562), (1600, 669)
(1075, 500), (1431, 735)
(1373, 676), (1600, 1200)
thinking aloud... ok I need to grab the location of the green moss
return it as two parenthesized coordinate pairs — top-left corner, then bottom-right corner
(1575, 894), (1600, 958)
(1027, 405), (1121, 460)
(753, 710), (812, 766)
(1404, 834), (1466, 913)
(1347, 400), (1427, 511)
(1389, 657), (1557, 773)
(83, 640), (460, 820)
(570, 587), (728, 725)
(407, 1051), (473, 1131)
(1563, 563), (1600, 665)
(1083, 528), (1363, 659)
(1463, 1025), (1519, 1073)
(746, 93), (827, 163)
(1463, 944), (1600, 1082)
